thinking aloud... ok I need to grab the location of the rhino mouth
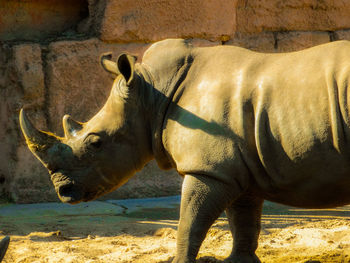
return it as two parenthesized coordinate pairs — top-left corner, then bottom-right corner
(56, 183), (84, 204)
(57, 183), (100, 204)
(51, 171), (83, 204)
(52, 171), (102, 204)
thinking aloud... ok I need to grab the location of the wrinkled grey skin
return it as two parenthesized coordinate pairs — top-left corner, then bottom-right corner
(0, 236), (9, 262)
(20, 39), (350, 263)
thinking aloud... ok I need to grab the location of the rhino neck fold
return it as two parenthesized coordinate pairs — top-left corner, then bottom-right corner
(138, 55), (194, 170)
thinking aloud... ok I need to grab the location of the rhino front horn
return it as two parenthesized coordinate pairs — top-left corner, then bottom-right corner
(19, 109), (60, 159)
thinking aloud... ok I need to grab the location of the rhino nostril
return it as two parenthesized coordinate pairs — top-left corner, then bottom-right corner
(48, 166), (60, 175)
(57, 184), (84, 204)
(58, 184), (74, 197)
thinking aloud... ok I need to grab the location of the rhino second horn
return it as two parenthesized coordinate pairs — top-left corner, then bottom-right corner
(19, 109), (59, 158)
(63, 115), (83, 138)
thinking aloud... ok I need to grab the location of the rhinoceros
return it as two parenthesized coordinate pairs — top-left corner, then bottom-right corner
(19, 38), (350, 262)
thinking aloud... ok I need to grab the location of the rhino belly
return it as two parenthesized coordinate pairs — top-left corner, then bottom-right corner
(262, 181), (350, 209)
(256, 150), (350, 208)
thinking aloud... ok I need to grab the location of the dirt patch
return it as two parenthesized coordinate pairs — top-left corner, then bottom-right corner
(1, 200), (350, 262)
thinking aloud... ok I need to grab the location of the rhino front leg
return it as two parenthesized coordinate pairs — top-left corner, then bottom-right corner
(173, 174), (241, 263)
(0, 236), (10, 262)
(224, 194), (263, 263)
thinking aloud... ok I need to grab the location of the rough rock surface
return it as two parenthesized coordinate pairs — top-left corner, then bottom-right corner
(276, 31), (331, 52)
(0, 43), (48, 202)
(99, 0), (237, 42)
(236, 0), (350, 33)
(12, 44), (45, 112)
(335, 29), (350, 41)
(227, 32), (276, 52)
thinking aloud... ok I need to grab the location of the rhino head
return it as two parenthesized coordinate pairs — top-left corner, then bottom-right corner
(19, 53), (154, 204)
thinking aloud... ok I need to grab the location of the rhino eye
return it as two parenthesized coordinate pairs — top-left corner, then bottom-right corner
(86, 134), (103, 150)
(90, 139), (102, 149)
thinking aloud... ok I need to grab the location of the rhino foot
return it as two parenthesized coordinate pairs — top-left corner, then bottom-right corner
(0, 236), (10, 262)
(224, 253), (261, 263)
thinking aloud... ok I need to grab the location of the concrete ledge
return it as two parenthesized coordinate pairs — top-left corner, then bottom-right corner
(0, 195), (181, 219)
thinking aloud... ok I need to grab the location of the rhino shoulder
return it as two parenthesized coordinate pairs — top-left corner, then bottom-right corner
(142, 39), (193, 70)
(143, 38), (193, 58)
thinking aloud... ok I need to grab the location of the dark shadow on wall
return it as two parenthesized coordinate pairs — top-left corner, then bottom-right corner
(0, 0), (89, 42)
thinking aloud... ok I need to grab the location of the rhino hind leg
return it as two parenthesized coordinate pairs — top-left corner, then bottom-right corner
(224, 194), (263, 263)
(0, 236), (10, 262)
(172, 174), (241, 263)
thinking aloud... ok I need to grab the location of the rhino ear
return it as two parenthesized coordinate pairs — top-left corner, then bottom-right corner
(100, 52), (120, 76)
(117, 53), (137, 85)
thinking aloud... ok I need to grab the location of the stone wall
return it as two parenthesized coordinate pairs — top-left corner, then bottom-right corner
(1, 0), (350, 203)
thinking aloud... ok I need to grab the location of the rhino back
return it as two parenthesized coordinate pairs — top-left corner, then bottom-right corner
(162, 41), (350, 207)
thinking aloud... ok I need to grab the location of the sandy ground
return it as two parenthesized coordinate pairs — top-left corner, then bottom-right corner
(1, 197), (350, 263)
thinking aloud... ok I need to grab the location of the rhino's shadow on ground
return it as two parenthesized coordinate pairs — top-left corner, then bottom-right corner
(159, 256), (222, 263)
(2, 201), (350, 237)
(159, 256), (321, 263)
